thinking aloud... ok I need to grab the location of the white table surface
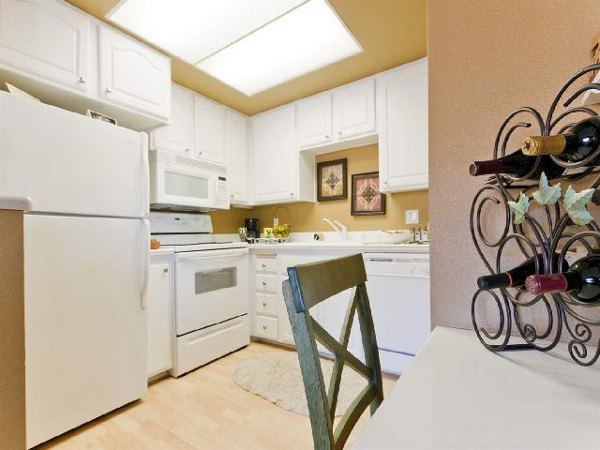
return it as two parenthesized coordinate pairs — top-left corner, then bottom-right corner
(0, 195), (32, 211)
(352, 326), (600, 450)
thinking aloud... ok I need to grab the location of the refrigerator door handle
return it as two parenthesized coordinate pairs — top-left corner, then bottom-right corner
(140, 219), (150, 308)
(141, 133), (150, 217)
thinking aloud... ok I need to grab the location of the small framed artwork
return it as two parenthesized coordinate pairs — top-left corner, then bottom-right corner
(87, 109), (117, 125)
(317, 158), (347, 201)
(351, 172), (386, 216)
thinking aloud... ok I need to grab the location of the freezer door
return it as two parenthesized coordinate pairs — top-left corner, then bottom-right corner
(0, 92), (148, 218)
(24, 214), (148, 448)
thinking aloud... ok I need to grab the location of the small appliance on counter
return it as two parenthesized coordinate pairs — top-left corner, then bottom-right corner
(245, 218), (259, 239)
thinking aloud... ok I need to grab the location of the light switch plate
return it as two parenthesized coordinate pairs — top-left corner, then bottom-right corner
(406, 209), (419, 224)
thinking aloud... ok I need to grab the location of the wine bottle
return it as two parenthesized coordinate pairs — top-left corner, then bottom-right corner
(521, 116), (600, 163)
(469, 150), (564, 178)
(525, 253), (600, 303)
(477, 253), (569, 290)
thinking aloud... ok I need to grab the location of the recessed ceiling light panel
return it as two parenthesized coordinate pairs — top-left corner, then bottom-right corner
(107, 0), (306, 63)
(197, 0), (363, 95)
(107, 0), (363, 96)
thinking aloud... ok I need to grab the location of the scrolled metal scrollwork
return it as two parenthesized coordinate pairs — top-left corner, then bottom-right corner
(470, 64), (600, 365)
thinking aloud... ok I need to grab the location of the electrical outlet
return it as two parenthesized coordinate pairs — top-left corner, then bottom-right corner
(405, 209), (419, 224)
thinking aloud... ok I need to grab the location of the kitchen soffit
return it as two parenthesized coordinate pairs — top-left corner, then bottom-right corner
(107, 0), (363, 96)
(65, 0), (427, 115)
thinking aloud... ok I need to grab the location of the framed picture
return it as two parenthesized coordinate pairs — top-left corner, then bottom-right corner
(351, 172), (386, 216)
(86, 109), (117, 125)
(317, 158), (347, 201)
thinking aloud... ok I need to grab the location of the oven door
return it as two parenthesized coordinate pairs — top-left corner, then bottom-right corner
(151, 159), (216, 210)
(175, 248), (249, 336)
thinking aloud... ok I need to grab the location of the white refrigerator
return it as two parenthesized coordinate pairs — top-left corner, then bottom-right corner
(0, 92), (149, 448)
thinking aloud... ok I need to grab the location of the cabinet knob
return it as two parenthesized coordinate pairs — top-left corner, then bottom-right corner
(262, 281), (267, 286)
(79, 76), (86, 84)
(163, 267), (169, 273)
(262, 302), (267, 307)
(325, 134), (330, 139)
(261, 264), (267, 268)
(262, 325), (267, 330)
(230, 194), (235, 198)
(289, 192), (294, 197)
(197, 151), (203, 157)
(338, 131), (342, 136)
(105, 87), (112, 93)
(383, 181), (388, 185)
(185, 148), (190, 153)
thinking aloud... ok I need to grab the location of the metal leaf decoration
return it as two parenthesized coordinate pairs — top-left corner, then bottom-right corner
(507, 192), (529, 225)
(564, 185), (595, 225)
(532, 172), (561, 206)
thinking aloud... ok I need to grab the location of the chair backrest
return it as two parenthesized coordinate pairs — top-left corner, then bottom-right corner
(282, 253), (384, 450)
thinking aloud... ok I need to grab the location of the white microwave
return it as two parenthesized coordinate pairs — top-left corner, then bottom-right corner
(149, 150), (229, 211)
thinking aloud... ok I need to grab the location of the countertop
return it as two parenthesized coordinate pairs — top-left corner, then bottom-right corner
(248, 242), (429, 253)
(0, 196), (32, 211)
(352, 326), (600, 449)
(150, 247), (174, 256)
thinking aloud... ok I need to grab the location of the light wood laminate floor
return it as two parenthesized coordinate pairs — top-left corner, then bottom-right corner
(37, 342), (397, 450)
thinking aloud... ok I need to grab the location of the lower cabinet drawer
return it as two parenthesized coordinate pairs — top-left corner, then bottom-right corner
(256, 274), (280, 293)
(255, 315), (278, 340)
(256, 293), (279, 316)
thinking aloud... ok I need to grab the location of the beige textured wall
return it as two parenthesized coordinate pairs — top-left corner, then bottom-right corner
(429, 0), (600, 330)
(0, 210), (26, 449)
(211, 144), (429, 233)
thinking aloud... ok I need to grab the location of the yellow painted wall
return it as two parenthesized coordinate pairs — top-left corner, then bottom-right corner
(211, 144), (429, 234)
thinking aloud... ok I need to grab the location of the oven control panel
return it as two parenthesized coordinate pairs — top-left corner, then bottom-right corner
(149, 211), (213, 234)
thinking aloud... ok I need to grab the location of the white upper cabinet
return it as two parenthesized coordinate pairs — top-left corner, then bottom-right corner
(252, 104), (298, 204)
(226, 109), (250, 205)
(98, 26), (171, 120)
(193, 96), (227, 164)
(0, 0), (90, 94)
(151, 84), (193, 155)
(377, 58), (428, 192)
(333, 77), (376, 141)
(296, 92), (333, 149)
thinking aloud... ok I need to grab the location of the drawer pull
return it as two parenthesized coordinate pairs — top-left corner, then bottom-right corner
(256, 253), (277, 257)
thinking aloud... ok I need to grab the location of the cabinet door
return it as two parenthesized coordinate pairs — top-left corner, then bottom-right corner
(0, 0), (89, 93)
(296, 92), (333, 149)
(226, 109), (250, 204)
(194, 96), (227, 164)
(252, 104), (297, 204)
(150, 84), (194, 155)
(332, 78), (376, 141)
(378, 59), (428, 192)
(146, 262), (173, 378)
(99, 26), (171, 119)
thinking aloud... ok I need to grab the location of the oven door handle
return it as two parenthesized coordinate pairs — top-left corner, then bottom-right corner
(175, 248), (248, 261)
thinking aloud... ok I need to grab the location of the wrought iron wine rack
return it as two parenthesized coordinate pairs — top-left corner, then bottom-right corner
(470, 64), (600, 366)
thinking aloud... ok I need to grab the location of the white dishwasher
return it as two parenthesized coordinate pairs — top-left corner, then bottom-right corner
(363, 252), (430, 374)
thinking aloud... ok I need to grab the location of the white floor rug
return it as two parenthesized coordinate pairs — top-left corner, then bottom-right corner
(234, 351), (367, 416)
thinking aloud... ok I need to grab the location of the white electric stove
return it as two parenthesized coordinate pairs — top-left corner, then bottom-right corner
(150, 212), (249, 377)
